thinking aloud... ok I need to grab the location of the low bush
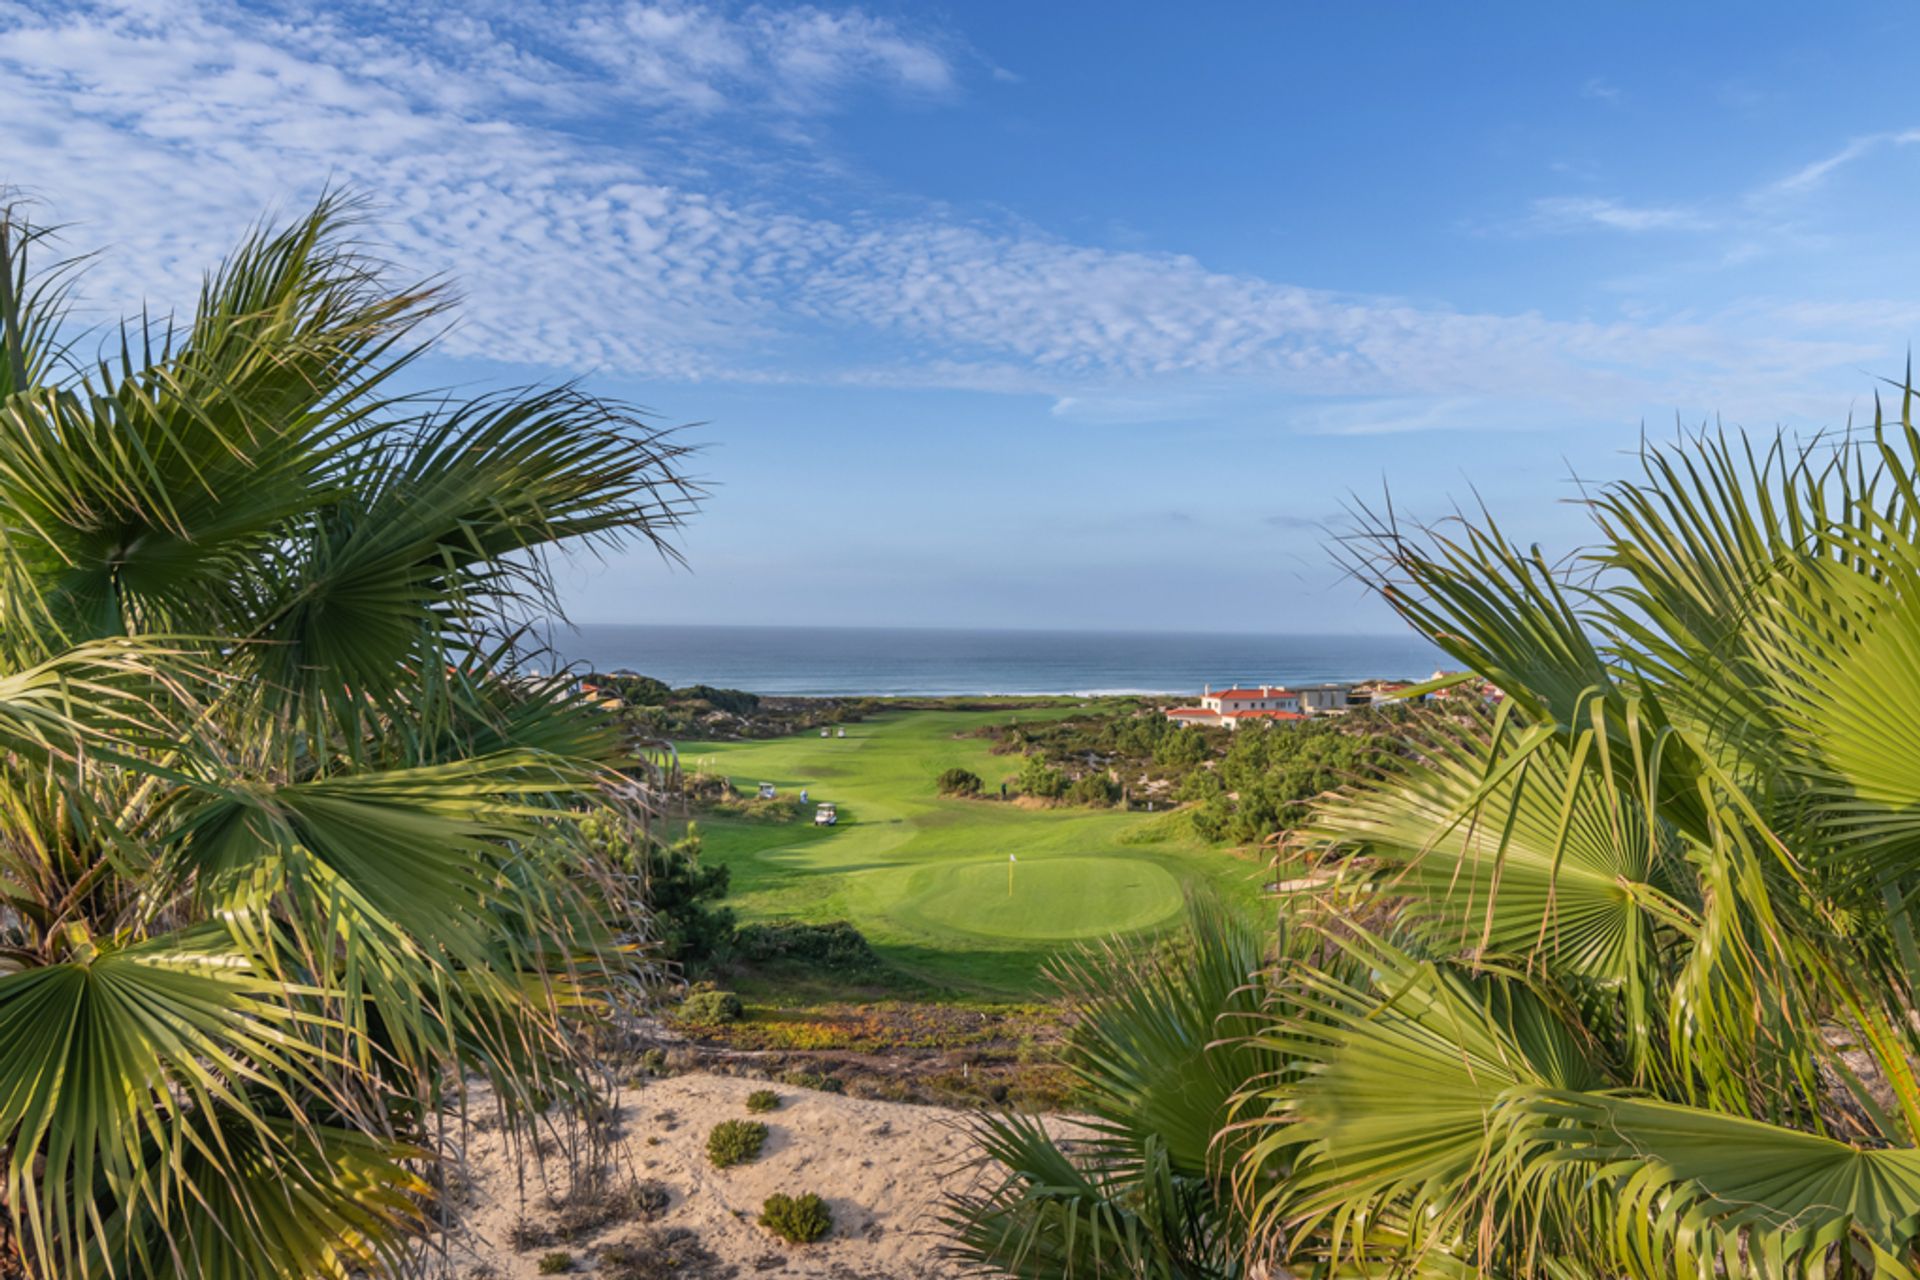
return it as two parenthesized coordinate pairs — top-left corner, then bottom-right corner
(675, 684), (760, 716)
(758, 1192), (833, 1244)
(731, 921), (882, 976)
(745, 1088), (780, 1113)
(936, 766), (983, 796)
(679, 989), (744, 1024)
(537, 1252), (573, 1274)
(777, 1069), (844, 1093)
(590, 672), (672, 705)
(1018, 753), (1066, 799)
(706, 1119), (769, 1168)
(1066, 772), (1119, 807)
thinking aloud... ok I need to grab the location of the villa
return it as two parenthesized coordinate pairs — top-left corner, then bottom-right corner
(1164, 682), (1350, 729)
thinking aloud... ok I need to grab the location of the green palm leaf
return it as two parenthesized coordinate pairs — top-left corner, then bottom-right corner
(1527, 1091), (1920, 1275)
(0, 194), (695, 1277)
(0, 929), (335, 1278)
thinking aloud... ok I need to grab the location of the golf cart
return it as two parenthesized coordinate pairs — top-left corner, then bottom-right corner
(813, 802), (838, 827)
(756, 782), (777, 800)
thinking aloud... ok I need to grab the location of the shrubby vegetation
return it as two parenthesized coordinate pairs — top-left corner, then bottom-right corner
(987, 701), (1423, 837)
(706, 1119), (769, 1169)
(936, 765), (984, 795)
(676, 683), (762, 716)
(582, 816), (736, 967)
(759, 1193), (833, 1244)
(1179, 716), (1395, 843)
(590, 671), (673, 705)
(745, 1089), (781, 1113)
(1065, 771), (1119, 807)
(1017, 752), (1068, 798)
(731, 920), (887, 978)
(679, 989), (745, 1024)
(594, 674), (874, 740)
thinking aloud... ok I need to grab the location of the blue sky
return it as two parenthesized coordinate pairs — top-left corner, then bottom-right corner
(5, 1), (1919, 633)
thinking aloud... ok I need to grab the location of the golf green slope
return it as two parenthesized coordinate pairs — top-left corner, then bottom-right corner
(679, 708), (1266, 993)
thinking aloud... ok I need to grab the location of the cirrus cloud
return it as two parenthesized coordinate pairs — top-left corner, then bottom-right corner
(0, 0), (1904, 431)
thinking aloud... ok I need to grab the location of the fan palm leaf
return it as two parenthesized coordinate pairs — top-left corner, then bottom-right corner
(0, 194), (696, 1276)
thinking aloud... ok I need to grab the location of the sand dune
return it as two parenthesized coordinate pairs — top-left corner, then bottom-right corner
(453, 1073), (1081, 1278)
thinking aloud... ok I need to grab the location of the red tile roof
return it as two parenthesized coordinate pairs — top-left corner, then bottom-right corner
(1211, 687), (1299, 700)
(1166, 707), (1217, 717)
(1223, 709), (1306, 720)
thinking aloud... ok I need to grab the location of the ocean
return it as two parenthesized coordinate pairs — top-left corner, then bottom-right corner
(529, 624), (1446, 698)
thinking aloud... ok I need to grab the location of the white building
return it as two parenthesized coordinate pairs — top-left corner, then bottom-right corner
(1164, 681), (1351, 729)
(1202, 684), (1302, 714)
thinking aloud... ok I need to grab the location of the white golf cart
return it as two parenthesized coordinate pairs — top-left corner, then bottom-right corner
(813, 802), (838, 827)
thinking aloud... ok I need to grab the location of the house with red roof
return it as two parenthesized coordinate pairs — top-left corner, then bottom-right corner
(1162, 682), (1348, 729)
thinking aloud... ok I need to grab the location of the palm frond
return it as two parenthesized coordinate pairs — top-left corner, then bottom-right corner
(0, 929), (336, 1278)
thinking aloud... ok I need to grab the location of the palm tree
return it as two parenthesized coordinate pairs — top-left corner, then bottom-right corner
(0, 194), (695, 1277)
(1231, 409), (1920, 1277)
(941, 896), (1304, 1279)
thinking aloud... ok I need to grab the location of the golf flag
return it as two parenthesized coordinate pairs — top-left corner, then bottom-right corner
(1008, 852), (1016, 895)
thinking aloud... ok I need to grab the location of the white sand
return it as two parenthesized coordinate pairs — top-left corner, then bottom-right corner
(454, 1073), (1081, 1278)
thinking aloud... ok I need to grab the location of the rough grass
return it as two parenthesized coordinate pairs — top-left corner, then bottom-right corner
(680, 709), (1266, 994)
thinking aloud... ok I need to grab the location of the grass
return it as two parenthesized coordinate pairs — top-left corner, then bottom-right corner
(681, 707), (1266, 994)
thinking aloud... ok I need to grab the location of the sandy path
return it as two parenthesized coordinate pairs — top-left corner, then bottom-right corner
(454, 1073), (1080, 1278)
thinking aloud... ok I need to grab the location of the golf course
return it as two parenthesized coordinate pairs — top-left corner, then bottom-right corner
(679, 707), (1268, 993)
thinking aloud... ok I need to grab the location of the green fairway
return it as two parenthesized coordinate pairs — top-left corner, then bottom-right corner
(678, 708), (1266, 994)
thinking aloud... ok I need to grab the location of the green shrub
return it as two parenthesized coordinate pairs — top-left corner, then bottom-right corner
(777, 1069), (844, 1093)
(936, 766), (983, 796)
(1066, 773), (1119, 807)
(679, 989), (744, 1024)
(707, 1119), (768, 1168)
(1018, 753), (1066, 798)
(579, 816), (734, 966)
(758, 1192), (833, 1244)
(537, 1252), (573, 1274)
(745, 1089), (780, 1113)
(591, 672), (671, 705)
(732, 921), (882, 976)
(675, 684), (760, 715)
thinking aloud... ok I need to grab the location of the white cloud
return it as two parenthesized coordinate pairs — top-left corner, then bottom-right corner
(1768, 128), (1920, 194)
(1525, 196), (1713, 233)
(0, 0), (1904, 430)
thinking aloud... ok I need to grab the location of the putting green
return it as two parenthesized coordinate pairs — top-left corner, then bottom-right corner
(680, 708), (1265, 994)
(891, 856), (1183, 940)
